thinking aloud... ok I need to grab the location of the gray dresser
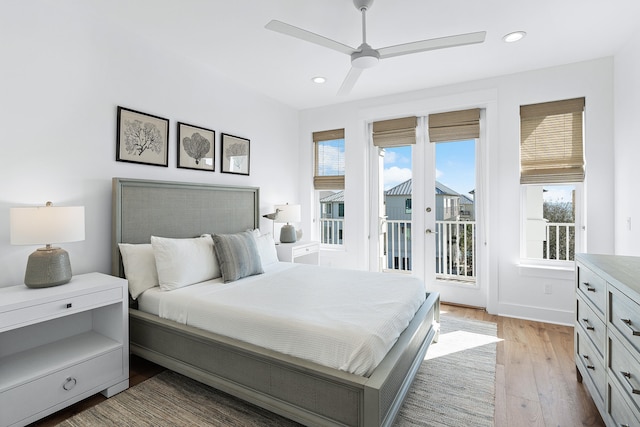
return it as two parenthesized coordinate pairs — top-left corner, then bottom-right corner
(575, 253), (640, 426)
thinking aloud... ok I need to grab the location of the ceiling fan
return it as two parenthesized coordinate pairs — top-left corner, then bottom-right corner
(265, 0), (486, 96)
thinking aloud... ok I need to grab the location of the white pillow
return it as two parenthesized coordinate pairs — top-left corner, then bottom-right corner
(150, 235), (220, 291)
(256, 233), (279, 267)
(249, 229), (279, 267)
(118, 243), (159, 300)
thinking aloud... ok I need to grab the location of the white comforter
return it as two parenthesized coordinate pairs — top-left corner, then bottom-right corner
(149, 263), (426, 376)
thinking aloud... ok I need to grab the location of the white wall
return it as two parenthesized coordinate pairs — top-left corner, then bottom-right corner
(0, 1), (299, 287)
(299, 58), (615, 325)
(614, 28), (640, 255)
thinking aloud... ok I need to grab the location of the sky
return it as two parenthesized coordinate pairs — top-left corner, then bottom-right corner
(384, 139), (476, 197)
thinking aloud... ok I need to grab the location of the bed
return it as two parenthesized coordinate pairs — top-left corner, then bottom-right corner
(111, 177), (440, 427)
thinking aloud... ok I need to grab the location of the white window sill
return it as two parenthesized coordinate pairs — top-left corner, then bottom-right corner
(518, 261), (575, 280)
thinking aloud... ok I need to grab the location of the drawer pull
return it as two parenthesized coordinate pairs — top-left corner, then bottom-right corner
(621, 318), (640, 336)
(66, 303), (73, 309)
(62, 377), (77, 391)
(581, 318), (595, 331)
(582, 354), (595, 370)
(621, 371), (640, 395)
(583, 282), (596, 292)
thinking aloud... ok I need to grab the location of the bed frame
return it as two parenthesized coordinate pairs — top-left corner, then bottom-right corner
(112, 177), (440, 427)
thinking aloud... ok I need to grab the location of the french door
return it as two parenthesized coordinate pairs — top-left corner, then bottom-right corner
(372, 118), (486, 308)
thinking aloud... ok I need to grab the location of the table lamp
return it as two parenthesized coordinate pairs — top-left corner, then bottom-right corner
(10, 202), (85, 288)
(274, 203), (300, 243)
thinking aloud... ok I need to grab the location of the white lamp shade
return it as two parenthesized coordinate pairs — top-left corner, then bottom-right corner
(274, 204), (301, 224)
(10, 205), (85, 245)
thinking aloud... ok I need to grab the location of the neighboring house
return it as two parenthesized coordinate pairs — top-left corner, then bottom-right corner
(459, 193), (475, 220)
(319, 191), (344, 244)
(385, 179), (475, 222)
(384, 179), (476, 272)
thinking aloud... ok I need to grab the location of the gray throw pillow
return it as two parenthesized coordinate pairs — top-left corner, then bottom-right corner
(212, 231), (264, 283)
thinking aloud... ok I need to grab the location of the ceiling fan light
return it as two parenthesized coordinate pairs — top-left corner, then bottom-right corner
(351, 47), (380, 69)
(503, 31), (526, 43)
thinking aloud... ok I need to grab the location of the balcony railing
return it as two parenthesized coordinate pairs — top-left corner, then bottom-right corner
(320, 218), (575, 277)
(383, 219), (477, 283)
(544, 222), (575, 261)
(434, 220), (476, 282)
(319, 218), (343, 245)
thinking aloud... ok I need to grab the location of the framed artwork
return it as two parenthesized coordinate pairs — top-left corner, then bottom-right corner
(177, 122), (215, 171)
(221, 133), (250, 175)
(116, 106), (169, 167)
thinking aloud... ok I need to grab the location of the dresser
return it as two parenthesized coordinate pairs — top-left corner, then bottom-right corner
(0, 273), (129, 427)
(276, 241), (320, 265)
(575, 254), (640, 426)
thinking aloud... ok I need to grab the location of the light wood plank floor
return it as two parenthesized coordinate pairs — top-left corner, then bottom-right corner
(443, 304), (605, 427)
(31, 304), (604, 427)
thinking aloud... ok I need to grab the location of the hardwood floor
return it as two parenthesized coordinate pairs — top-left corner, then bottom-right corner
(442, 304), (605, 427)
(31, 304), (604, 427)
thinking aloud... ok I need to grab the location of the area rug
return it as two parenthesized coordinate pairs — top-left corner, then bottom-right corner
(58, 314), (497, 427)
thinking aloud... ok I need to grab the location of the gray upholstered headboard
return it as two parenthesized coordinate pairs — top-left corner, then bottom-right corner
(111, 177), (259, 278)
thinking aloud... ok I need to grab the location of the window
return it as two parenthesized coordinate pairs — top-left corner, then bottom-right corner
(520, 98), (585, 263)
(314, 129), (345, 245)
(405, 198), (412, 214)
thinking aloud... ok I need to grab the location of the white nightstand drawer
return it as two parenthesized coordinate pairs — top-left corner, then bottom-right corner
(0, 287), (123, 331)
(0, 348), (123, 426)
(276, 241), (320, 265)
(292, 243), (319, 258)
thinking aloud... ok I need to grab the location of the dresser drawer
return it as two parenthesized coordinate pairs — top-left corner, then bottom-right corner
(609, 333), (640, 411)
(576, 329), (606, 403)
(576, 295), (606, 357)
(0, 287), (122, 330)
(576, 263), (606, 315)
(0, 348), (123, 426)
(608, 380), (640, 427)
(609, 285), (640, 355)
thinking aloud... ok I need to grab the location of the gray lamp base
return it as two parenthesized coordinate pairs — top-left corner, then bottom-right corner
(24, 247), (72, 288)
(279, 224), (297, 243)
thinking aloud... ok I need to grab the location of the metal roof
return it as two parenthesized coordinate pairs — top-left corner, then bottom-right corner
(320, 191), (344, 203)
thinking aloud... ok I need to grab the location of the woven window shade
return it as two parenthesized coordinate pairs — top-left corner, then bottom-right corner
(372, 116), (417, 147)
(313, 129), (345, 190)
(520, 97), (585, 184)
(428, 109), (480, 143)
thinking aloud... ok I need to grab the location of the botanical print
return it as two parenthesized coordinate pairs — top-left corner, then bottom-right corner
(178, 123), (215, 171)
(123, 120), (163, 157)
(221, 133), (250, 175)
(183, 133), (210, 164)
(116, 107), (169, 167)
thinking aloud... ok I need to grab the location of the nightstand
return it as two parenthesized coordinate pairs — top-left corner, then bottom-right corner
(0, 272), (129, 427)
(276, 241), (320, 265)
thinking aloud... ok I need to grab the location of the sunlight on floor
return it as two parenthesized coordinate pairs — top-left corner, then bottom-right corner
(425, 330), (503, 360)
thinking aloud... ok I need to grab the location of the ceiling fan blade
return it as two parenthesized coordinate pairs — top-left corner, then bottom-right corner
(337, 67), (364, 96)
(265, 20), (355, 55)
(378, 31), (486, 59)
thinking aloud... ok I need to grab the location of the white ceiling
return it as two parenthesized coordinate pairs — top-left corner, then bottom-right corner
(101, 0), (640, 110)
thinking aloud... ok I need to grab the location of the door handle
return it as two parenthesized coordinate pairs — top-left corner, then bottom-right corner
(425, 229), (432, 234)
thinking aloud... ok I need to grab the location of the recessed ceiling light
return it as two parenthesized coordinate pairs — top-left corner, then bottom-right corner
(503, 31), (526, 43)
(312, 76), (326, 84)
